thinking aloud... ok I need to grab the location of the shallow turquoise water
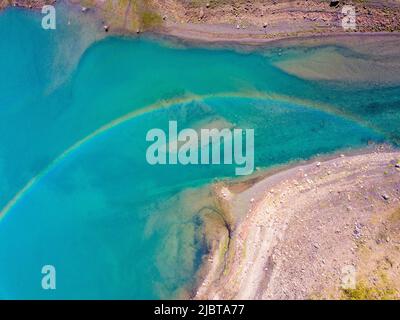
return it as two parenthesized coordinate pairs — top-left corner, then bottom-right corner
(0, 7), (399, 299)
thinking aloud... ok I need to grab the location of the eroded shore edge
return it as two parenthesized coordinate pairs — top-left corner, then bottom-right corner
(193, 146), (400, 300)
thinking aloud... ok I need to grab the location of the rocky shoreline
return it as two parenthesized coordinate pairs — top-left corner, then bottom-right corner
(2, 1), (400, 43)
(0, 0), (55, 10)
(195, 147), (400, 300)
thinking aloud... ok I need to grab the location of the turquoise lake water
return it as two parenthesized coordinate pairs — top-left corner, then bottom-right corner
(0, 7), (399, 299)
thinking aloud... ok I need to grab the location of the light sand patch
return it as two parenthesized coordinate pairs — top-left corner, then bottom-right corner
(274, 36), (400, 84)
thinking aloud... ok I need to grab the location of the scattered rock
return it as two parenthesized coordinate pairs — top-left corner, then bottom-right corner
(353, 223), (362, 239)
(330, 1), (340, 8)
(381, 193), (390, 201)
(199, 8), (204, 20)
